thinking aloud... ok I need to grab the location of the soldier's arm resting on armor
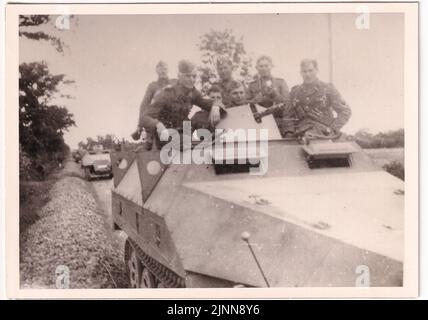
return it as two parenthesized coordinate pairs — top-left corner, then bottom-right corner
(328, 84), (352, 131)
(193, 91), (227, 126)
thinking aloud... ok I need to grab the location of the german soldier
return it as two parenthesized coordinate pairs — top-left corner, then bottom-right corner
(140, 60), (225, 149)
(211, 56), (236, 107)
(290, 59), (351, 138)
(228, 81), (247, 107)
(246, 55), (290, 131)
(132, 61), (176, 140)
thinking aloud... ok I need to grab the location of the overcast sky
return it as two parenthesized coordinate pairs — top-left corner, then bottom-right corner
(19, 13), (404, 149)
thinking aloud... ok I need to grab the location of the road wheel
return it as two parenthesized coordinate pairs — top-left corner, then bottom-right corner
(84, 167), (91, 181)
(127, 247), (142, 288)
(140, 267), (156, 288)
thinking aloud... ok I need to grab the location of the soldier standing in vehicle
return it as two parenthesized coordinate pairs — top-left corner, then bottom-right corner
(246, 55), (290, 130)
(212, 56), (236, 107)
(290, 59), (351, 137)
(141, 60), (225, 148)
(132, 61), (176, 140)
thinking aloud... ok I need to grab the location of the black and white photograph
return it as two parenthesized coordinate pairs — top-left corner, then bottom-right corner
(4, 2), (418, 298)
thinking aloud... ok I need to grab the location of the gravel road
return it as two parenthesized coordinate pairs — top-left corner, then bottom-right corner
(89, 176), (127, 258)
(20, 159), (128, 289)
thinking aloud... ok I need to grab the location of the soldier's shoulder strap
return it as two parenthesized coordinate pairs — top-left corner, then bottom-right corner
(146, 81), (159, 91)
(290, 84), (302, 93)
(247, 79), (258, 90)
(316, 80), (332, 90)
(321, 81), (341, 95)
(163, 83), (175, 91)
(157, 84), (176, 100)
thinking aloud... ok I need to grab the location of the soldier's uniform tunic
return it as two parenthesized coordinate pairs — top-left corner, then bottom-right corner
(141, 83), (215, 134)
(246, 75), (290, 133)
(246, 76), (289, 107)
(290, 79), (351, 135)
(138, 78), (177, 127)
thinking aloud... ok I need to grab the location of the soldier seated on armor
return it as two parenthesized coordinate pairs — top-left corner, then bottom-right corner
(207, 85), (223, 104)
(290, 59), (352, 139)
(140, 59), (226, 149)
(228, 81), (247, 107)
(132, 61), (176, 141)
(213, 56), (235, 106)
(247, 55), (290, 134)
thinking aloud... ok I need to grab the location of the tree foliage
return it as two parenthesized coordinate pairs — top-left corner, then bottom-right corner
(19, 62), (75, 179)
(197, 29), (253, 89)
(19, 15), (76, 180)
(78, 134), (120, 152)
(19, 15), (70, 53)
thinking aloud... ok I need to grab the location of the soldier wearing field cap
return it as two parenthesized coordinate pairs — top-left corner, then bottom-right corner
(212, 56), (236, 107)
(140, 59), (225, 148)
(132, 61), (177, 140)
(290, 59), (351, 137)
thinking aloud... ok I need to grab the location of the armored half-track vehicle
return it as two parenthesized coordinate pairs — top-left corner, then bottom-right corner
(81, 150), (112, 181)
(111, 104), (403, 288)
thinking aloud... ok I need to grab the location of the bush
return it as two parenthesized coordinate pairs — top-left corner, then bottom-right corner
(345, 129), (404, 149)
(383, 161), (404, 181)
(19, 144), (33, 180)
(19, 145), (69, 181)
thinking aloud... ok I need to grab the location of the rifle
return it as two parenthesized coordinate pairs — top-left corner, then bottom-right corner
(249, 102), (297, 123)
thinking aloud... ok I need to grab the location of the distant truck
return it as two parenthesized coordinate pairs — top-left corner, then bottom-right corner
(81, 150), (112, 181)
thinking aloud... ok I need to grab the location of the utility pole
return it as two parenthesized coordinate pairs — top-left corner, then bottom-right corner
(327, 13), (333, 83)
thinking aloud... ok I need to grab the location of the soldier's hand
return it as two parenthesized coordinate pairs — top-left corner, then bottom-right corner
(131, 126), (142, 141)
(209, 106), (221, 127)
(212, 100), (224, 108)
(322, 127), (337, 136)
(254, 112), (262, 123)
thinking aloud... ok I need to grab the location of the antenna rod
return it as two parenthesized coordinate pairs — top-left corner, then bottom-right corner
(241, 232), (270, 287)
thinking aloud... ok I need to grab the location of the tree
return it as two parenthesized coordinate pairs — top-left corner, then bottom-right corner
(19, 62), (75, 161)
(197, 29), (253, 92)
(78, 134), (119, 151)
(19, 15), (76, 179)
(97, 134), (117, 150)
(19, 15), (76, 53)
